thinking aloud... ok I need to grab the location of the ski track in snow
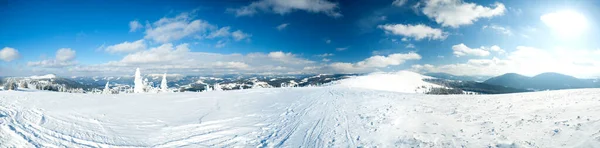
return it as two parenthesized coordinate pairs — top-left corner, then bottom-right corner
(1, 86), (600, 147)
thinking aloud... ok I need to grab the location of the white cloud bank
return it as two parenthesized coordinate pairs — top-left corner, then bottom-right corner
(413, 46), (600, 78)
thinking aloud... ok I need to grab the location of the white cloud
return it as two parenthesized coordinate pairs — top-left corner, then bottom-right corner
(276, 23), (290, 30)
(488, 45), (505, 54)
(452, 44), (504, 57)
(0, 47), (20, 62)
(129, 20), (143, 32)
(232, 30), (251, 41)
(144, 13), (214, 43)
(413, 46), (600, 78)
(392, 0), (408, 7)
(56, 48), (76, 61)
(28, 48), (77, 68)
(229, 0), (342, 18)
(143, 12), (250, 43)
(421, 0), (506, 28)
(325, 39), (331, 44)
(65, 44), (319, 76)
(482, 24), (512, 35)
(207, 27), (231, 39)
(406, 43), (416, 48)
(119, 43), (190, 64)
(322, 58), (331, 62)
(267, 51), (314, 64)
(329, 52), (421, 73)
(378, 24), (447, 40)
(105, 39), (146, 53)
(452, 43), (490, 57)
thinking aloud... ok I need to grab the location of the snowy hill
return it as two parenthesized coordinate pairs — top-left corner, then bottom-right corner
(3, 76), (600, 147)
(334, 71), (443, 93)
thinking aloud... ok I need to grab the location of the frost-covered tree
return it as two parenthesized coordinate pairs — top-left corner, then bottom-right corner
(204, 85), (211, 92)
(160, 73), (168, 92)
(3, 80), (17, 90)
(213, 83), (222, 91)
(103, 81), (110, 94)
(134, 68), (144, 93)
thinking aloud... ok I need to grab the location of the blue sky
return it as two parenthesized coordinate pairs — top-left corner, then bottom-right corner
(2, 0), (600, 78)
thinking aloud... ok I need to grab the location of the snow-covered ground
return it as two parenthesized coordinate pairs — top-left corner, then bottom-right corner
(1, 72), (600, 147)
(333, 71), (442, 93)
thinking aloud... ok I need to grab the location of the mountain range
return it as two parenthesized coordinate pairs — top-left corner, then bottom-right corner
(483, 72), (599, 90)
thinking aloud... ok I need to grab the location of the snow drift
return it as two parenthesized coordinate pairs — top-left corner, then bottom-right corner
(333, 71), (442, 93)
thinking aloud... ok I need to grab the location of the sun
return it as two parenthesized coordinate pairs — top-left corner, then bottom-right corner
(540, 10), (588, 37)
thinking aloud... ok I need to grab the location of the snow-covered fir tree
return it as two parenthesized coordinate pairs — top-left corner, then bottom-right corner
(103, 81), (110, 94)
(160, 73), (168, 92)
(134, 68), (144, 93)
(213, 83), (222, 91)
(204, 85), (212, 92)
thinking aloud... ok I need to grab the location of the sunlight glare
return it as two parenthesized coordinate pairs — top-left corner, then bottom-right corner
(540, 10), (588, 37)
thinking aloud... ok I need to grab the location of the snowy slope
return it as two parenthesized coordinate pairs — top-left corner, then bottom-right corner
(333, 71), (443, 93)
(1, 86), (600, 147)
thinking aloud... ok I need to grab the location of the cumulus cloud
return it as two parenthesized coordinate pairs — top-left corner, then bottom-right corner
(28, 48), (77, 68)
(232, 30), (251, 41)
(420, 0), (506, 28)
(229, 0), (342, 18)
(276, 23), (290, 30)
(105, 39), (146, 53)
(413, 46), (600, 78)
(452, 43), (490, 57)
(0, 47), (20, 62)
(129, 20), (143, 32)
(452, 43), (505, 57)
(56, 48), (76, 61)
(378, 24), (447, 40)
(143, 12), (250, 43)
(483, 24), (512, 35)
(328, 52), (421, 73)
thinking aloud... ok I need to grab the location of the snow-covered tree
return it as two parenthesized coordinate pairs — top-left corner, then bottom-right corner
(103, 81), (110, 94)
(160, 73), (168, 92)
(3, 80), (17, 90)
(134, 68), (144, 93)
(204, 85), (212, 92)
(214, 83), (222, 91)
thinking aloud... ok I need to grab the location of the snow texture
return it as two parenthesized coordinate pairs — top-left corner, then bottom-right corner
(0, 72), (599, 147)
